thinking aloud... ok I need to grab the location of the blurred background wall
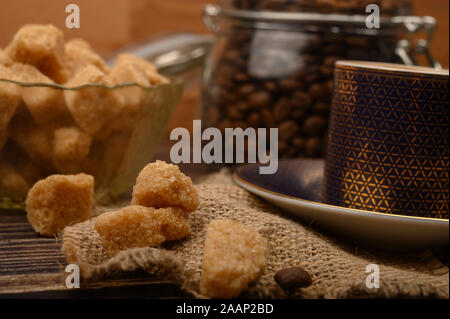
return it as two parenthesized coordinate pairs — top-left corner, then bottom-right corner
(0, 0), (448, 68)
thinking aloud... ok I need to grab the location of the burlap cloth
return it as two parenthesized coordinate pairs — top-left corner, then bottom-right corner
(61, 170), (449, 299)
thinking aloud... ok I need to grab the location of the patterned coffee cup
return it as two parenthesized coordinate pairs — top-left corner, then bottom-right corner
(323, 61), (449, 219)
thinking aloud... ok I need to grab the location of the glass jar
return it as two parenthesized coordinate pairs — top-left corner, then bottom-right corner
(201, 2), (439, 160)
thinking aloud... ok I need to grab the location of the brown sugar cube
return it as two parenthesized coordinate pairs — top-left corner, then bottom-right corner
(9, 63), (69, 125)
(0, 129), (7, 151)
(9, 116), (53, 168)
(114, 53), (168, 85)
(145, 70), (170, 85)
(200, 219), (267, 298)
(0, 160), (30, 198)
(109, 63), (149, 130)
(64, 65), (123, 135)
(53, 127), (92, 174)
(1, 142), (44, 185)
(0, 66), (21, 151)
(5, 24), (68, 83)
(154, 207), (191, 241)
(131, 161), (199, 212)
(100, 130), (131, 178)
(25, 173), (94, 237)
(79, 139), (106, 183)
(65, 38), (93, 51)
(65, 40), (109, 77)
(114, 53), (157, 74)
(95, 205), (191, 255)
(0, 48), (12, 66)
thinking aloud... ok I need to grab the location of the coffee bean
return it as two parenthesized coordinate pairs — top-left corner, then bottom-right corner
(278, 140), (288, 154)
(320, 65), (334, 77)
(248, 91), (272, 109)
(274, 98), (292, 122)
(218, 119), (233, 132)
(259, 109), (275, 128)
(236, 102), (249, 113)
(238, 84), (255, 96)
(274, 267), (313, 291)
(264, 81), (278, 92)
(234, 120), (249, 129)
(303, 115), (328, 135)
(234, 72), (249, 82)
(226, 105), (243, 120)
(278, 120), (300, 141)
(217, 65), (233, 87)
(312, 102), (330, 115)
(323, 56), (340, 67)
(279, 78), (304, 92)
(292, 137), (306, 150)
(304, 73), (321, 85)
(309, 82), (329, 100)
(247, 112), (262, 127)
(305, 137), (322, 157)
(291, 91), (312, 109)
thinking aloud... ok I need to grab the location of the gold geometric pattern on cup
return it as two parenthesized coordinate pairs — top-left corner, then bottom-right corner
(324, 65), (449, 219)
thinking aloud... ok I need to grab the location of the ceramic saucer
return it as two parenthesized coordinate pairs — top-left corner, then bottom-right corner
(233, 159), (449, 250)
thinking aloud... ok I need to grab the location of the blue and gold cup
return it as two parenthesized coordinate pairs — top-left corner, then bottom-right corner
(323, 61), (449, 219)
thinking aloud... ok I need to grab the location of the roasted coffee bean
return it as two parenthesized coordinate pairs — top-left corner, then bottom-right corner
(234, 72), (249, 82)
(303, 115), (328, 135)
(304, 73), (321, 85)
(247, 112), (262, 127)
(291, 91), (312, 109)
(236, 102), (249, 113)
(274, 98), (292, 122)
(217, 65), (233, 87)
(292, 109), (307, 121)
(323, 56), (340, 67)
(278, 120), (300, 141)
(320, 65), (334, 77)
(312, 101), (330, 115)
(274, 267), (313, 291)
(279, 78), (304, 92)
(261, 109), (276, 128)
(309, 82), (329, 100)
(346, 48), (370, 60)
(305, 137), (322, 157)
(277, 140), (288, 154)
(323, 44), (345, 56)
(264, 81), (278, 92)
(238, 84), (255, 96)
(248, 91), (272, 109)
(218, 119), (233, 132)
(292, 137), (306, 150)
(234, 120), (249, 129)
(226, 105), (243, 121)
